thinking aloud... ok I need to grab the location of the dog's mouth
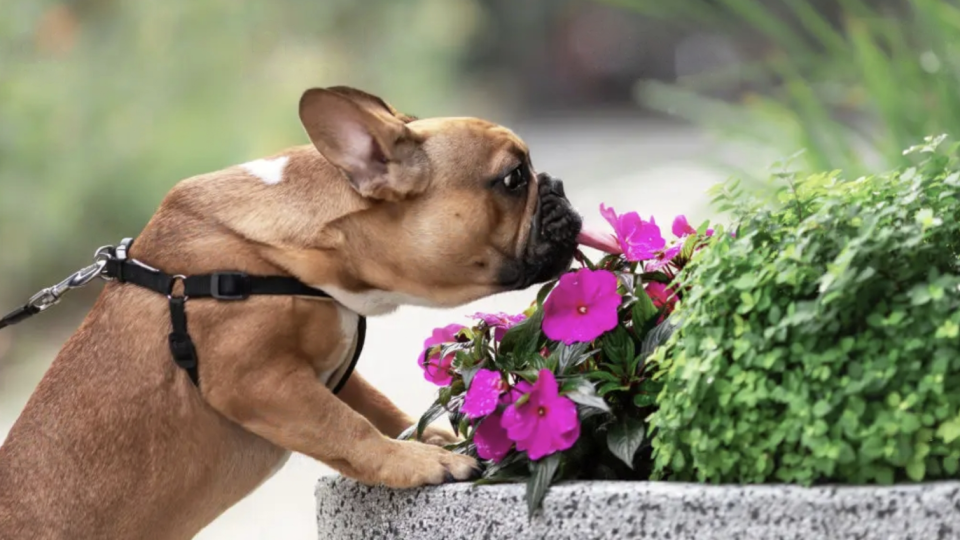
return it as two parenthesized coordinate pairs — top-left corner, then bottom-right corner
(498, 173), (582, 290)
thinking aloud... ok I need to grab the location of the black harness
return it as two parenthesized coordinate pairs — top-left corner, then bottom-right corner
(0, 238), (366, 394)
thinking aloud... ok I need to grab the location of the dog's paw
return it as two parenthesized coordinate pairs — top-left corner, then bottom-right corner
(419, 426), (461, 447)
(364, 439), (479, 488)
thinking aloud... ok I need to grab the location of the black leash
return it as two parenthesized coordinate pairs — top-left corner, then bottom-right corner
(0, 238), (365, 393)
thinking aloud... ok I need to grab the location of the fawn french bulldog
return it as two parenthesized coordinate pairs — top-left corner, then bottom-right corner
(0, 86), (582, 539)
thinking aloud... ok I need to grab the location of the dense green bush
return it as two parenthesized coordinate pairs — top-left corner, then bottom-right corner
(650, 135), (960, 485)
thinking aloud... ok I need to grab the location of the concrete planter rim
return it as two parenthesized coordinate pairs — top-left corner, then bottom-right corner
(316, 475), (960, 539)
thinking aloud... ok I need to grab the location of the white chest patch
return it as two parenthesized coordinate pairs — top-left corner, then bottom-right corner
(239, 156), (289, 185)
(316, 284), (439, 317)
(316, 303), (361, 387)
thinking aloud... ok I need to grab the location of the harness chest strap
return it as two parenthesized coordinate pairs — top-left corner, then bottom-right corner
(0, 237), (366, 393)
(100, 253), (366, 392)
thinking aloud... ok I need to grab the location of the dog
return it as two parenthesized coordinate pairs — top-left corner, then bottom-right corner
(0, 86), (582, 539)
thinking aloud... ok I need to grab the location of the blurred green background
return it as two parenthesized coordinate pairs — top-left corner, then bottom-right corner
(1, 0), (956, 536)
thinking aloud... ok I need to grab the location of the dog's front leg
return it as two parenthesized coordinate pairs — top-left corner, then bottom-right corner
(206, 363), (478, 488)
(337, 373), (460, 446)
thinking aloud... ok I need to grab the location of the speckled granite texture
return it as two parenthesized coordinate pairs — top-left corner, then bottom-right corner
(316, 476), (960, 539)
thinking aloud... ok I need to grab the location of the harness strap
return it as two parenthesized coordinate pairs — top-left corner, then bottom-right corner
(167, 296), (200, 385)
(98, 250), (365, 393)
(103, 259), (333, 301)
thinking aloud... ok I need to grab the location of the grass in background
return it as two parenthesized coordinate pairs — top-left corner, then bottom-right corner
(606, 0), (960, 179)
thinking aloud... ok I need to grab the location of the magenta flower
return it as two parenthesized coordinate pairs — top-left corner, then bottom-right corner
(418, 323), (466, 386)
(474, 410), (513, 462)
(576, 225), (622, 254)
(644, 244), (682, 273)
(471, 312), (526, 341)
(501, 369), (581, 460)
(672, 215), (697, 237)
(472, 379), (530, 462)
(646, 282), (678, 312)
(542, 269), (621, 345)
(462, 369), (509, 418)
(600, 204), (665, 262)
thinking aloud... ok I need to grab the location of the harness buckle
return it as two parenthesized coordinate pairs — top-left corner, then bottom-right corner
(210, 272), (250, 300)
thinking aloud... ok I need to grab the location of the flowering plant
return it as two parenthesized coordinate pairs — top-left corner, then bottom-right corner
(400, 204), (718, 515)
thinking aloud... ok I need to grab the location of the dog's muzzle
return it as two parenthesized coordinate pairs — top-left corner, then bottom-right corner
(499, 172), (582, 290)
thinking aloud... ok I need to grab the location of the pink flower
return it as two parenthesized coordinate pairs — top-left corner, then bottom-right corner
(418, 323), (466, 386)
(600, 204), (665, 262)
(674, 214), (715, 238)
(501, 369), (580, 460)
(471, 312), (526, 341)
(542, 269), (621, 345)
(462, 369), (509, 418)
(474, 410), (513, 462)
(672, 215), (697, 237)
(646, 282), (678, 312)
(576, 225), (623, 254)
(471, 379), (530, 462)
(644, 244), (682, 273)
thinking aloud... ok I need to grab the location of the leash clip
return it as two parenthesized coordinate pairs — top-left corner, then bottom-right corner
(27, 259), (109, 312)
(1, 242), (121, 330)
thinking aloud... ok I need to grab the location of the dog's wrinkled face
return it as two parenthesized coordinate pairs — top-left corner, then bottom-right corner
(298, 87), (581, 313)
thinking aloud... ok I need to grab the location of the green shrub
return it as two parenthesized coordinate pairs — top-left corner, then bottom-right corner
(650, 135), (960, 485)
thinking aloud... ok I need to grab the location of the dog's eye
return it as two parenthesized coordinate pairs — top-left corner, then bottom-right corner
(502, 166), (527, 191)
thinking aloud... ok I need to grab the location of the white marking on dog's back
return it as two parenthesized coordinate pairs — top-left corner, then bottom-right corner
(239, 156), (289, 185)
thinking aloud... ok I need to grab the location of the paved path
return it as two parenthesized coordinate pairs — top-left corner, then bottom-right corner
(0, 119), (740, 539)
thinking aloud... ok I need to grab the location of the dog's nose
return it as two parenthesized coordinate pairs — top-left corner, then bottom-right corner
(537, 173), (566, 198)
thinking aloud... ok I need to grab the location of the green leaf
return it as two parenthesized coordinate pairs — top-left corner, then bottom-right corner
(602, 325), (634, 365)
(696, 219), (712, 236)
(606, 417), (647, 469)
(557, 342), (592, 373)
(499, 310), (544, 357)
(937, 417), (960, 444)
(587, 371), (621, 383)
(460, 364), (482, 389)
(631, 289), (658, 329)
(680, 233), (699, 261)
(906, 459), (926, 482)
(639, 317), (679, 362)
(598, 381), (629, 396)
(526, 453), (561, 516)
(398, 399), (445, 441)
(438, 386), (453, 406)
(565, 379), (612, 415)
(536, 280), (558, 307)
(633, 392), (657, 408)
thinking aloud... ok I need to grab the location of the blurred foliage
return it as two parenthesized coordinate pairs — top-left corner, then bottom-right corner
(611, 0), (960, 178)
(0, 0), (484, 307)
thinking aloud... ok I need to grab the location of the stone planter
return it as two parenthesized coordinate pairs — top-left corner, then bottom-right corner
(316, 475), (960, 539)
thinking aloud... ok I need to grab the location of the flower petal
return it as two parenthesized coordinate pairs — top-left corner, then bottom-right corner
(672, 215), (697, 237)
(524, 418), (556, 461)
(501, 401), (537, 442)
(474, 411), (513, 462)
(462, 369), (505, 418)
(576, 226), (623, 254)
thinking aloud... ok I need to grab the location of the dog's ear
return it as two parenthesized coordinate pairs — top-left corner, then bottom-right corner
(299, 87), (427, 201)
(325, 86), (419, 124)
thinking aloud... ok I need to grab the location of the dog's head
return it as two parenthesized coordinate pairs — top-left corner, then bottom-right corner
(296, 86), (582, 315)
